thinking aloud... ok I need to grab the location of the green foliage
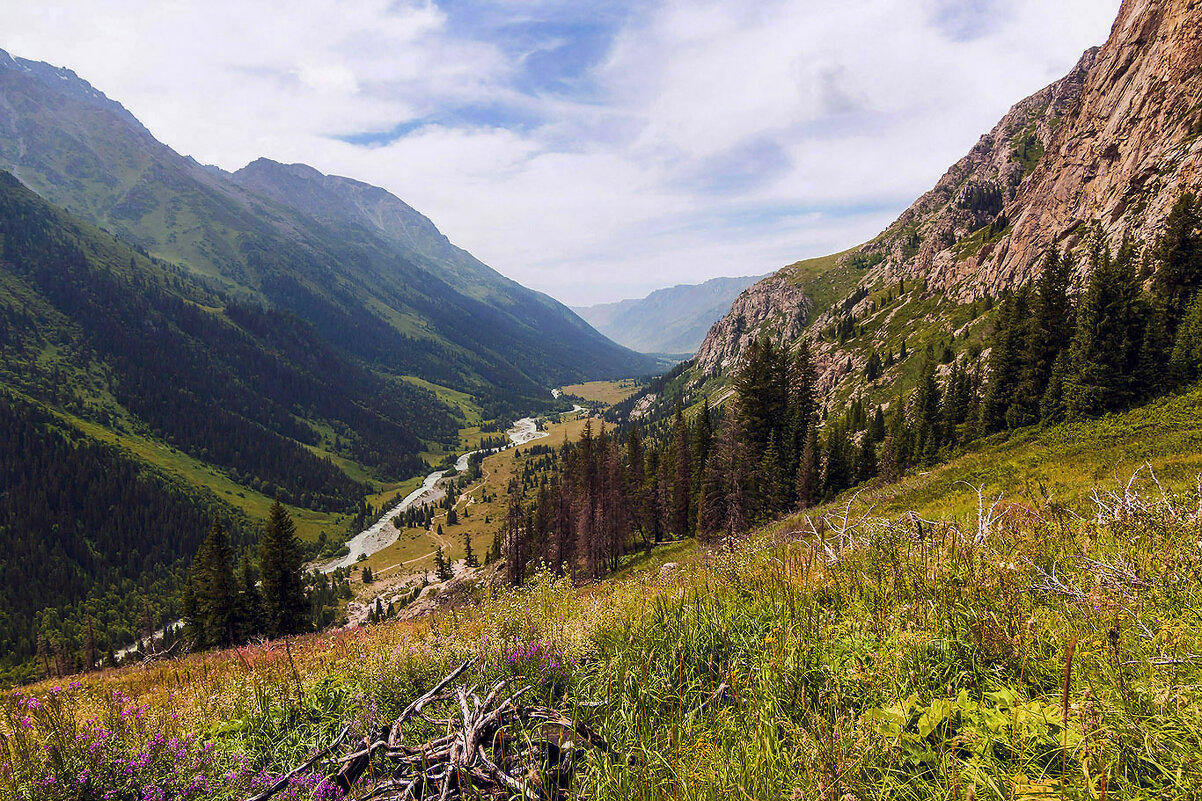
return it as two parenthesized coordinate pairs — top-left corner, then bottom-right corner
(185, 522), (237, 648)
(259, 501), (308, 638)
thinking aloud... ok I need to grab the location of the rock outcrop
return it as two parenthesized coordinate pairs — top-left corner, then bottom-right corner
(694, 274), (813, 376)
(997, 0), (1202, 285)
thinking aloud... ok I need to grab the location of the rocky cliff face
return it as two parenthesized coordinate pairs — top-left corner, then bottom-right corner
(694, 0), (1202, 382)
(997, 0), (1202, 285)
(694, 274), (812, 375)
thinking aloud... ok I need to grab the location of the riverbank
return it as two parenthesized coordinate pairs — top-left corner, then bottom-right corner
(318, 412), (576, 573)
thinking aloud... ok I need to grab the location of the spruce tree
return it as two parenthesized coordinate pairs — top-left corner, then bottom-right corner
(670, 405), (693, 536)
(796, 426), (820, 510)
(464, 530), (479, 568)
(435, 546), (453, 582)
(259, 500), (307, 638)
(1169, 293), (1202, 383)
(865, 350), (882, 381)
(1153, 192), (1202, 332)
(1065, 238), (1146, 419)
(1014, 249), (1073, 426)
(187, 521), (237, 648)
(734, 336), (789, 452)
(982, 289), (1030, 432)
(236, 553), (263, 641)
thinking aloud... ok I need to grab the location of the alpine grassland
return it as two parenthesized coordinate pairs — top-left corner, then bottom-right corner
(5, 395), (1202, 800)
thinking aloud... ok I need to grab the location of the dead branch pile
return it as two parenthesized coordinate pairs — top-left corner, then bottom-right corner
(247, 657), (610, 801)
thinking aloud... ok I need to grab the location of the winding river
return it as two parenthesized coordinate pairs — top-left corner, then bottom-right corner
(319, 410), (581, 572)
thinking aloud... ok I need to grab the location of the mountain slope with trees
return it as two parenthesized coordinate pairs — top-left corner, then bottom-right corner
(0, 48), (655, 414)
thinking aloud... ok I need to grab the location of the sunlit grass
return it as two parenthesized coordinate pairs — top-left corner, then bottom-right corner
(6, 414), (1202, 800)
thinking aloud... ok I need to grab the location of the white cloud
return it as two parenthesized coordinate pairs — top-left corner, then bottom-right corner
(0, 0), (1122, 305)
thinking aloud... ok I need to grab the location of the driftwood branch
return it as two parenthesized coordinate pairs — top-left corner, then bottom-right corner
(246, 657), (605, 801)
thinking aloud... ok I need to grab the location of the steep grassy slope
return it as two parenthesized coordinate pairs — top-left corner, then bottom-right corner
(0, 169), (459, 678)
(6, 390), (1202, 799)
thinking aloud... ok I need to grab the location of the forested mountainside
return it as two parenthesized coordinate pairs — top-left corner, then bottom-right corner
(625, 0), (1202, 427)
(0, 169), (444, 681)
(0, 49), (655, 412)
(0, 48), (652, 681)
(572, 274), (769, 355)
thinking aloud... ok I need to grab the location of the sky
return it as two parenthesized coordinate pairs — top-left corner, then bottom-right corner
(0, 0), (1122, 306)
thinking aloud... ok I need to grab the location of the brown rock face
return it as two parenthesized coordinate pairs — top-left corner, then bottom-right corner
(869, 48), (1097, 294)
(998, 0), (1202, 285)
(694, 0), (1202, 381)
(694, 275), (812, 376)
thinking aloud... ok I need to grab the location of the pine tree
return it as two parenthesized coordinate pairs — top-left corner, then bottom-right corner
(362, 565), (374, 584)
(854, 434), (877, 484)
(1013, 248), (1073, 426)
(669, 405), (693, 537)
(983, 289), (1030, 432)
(698, 418), (751, 543)
(1169, 293), (1202, 383)
(734, 336), (790, 452)
(690, 399), (714, 508)
(912, 353), (942, 463)
(865, 350), (882, 381)
(1040, 350), (1072, 423)
(503, 477), (526, 586)
(236, 553), (263, 641)
(822, 422), (853, 500)
(464, 530), (479, 568)
(259, 500), (307, 638)
(795, 425), (820, 510)
(1152, 193), (1202, 332)
(187, 520), (237, 648)
(755, 435), (785, 521)
(784, 338), (818, 505)
(869, 405), (886, 442)
(435, 546), (453, 582)
(1065, 239), (1146, 419)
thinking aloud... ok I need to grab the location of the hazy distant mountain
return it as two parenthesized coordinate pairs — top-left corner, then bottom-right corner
(573, 275), (770, 355)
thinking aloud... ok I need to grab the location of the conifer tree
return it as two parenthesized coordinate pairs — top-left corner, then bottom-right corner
(503, 477), (526, 586)
(690, 399), (714, 506)
(755, 434), (785, 520)
(983, 289), (1030, 432)
(1065, 239), (1146, 419)
(1153, 192), (1202, 332)
(259, 501), (307, 638)
(187, 520), (237, 648)
(734, 336), (789, 452)
(795, 425), (820, 510)
(912, 353), (943, 463)
(1012, 248), (1073, 426)
(865, 350), (882, 381)
(236, 553), (263, 641)
(784, 339), (818, 504)
(435, 546), (453, 582)
(1169, 293), (1202, 383)
(670, 405), (693, 536)
(463, 530), (479, 568)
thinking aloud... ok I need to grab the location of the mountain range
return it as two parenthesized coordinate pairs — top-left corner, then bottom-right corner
(0, 48), (654, 679)
(572, 274), (769, 355)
